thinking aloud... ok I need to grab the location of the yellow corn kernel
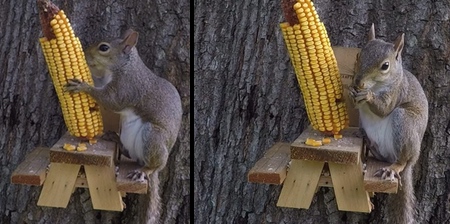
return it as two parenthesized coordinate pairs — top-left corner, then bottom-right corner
(334, 134), (343, 140)
(77, 143), (88, 151)
(63, 143), (76, 151)
(322, 137), (331, 144)
(39, 9), (103, 140)
(88, 138), (98, 145)
(305, 138), (322, 147)
(279, 0), (349, 134)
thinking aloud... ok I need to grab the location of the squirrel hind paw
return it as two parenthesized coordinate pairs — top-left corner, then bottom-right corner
(373, 167), (401, 183)
(127, 169), (148, 182)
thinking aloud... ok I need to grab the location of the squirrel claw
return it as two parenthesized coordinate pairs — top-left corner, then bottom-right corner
(373, 167), (402, 185)
(354, 88), (373, 104)
(127, 170), (148, 182)
(64, 79), (88, 92)
(348, 86), (373, 107)
(348, 86), (358, 104)
(348, 86), (358, 96)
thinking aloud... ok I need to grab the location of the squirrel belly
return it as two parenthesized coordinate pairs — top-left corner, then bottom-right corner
(118, 108), (147, 165)
(359, 104), (397, 163)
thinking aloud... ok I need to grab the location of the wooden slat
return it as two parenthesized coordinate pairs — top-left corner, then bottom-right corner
(75, 175), (88, 189)
(328, 162), (372, 213)
(364, 157), (398, 193)
(74, 159), (148, 194)
(100, 107), (120, 132)
(85, 165), (123, 211)
(37, 163), (81, 208)
(11, 147), (49, 186)
(291, 126), (362, 165)
(332, 46), (361, 128)
(318, 175), (333, 187)
(248, 142), (291, 184)
(116, 158), (148, 194)
(277, 159), (324, 209)
(49, 132), (116, 167)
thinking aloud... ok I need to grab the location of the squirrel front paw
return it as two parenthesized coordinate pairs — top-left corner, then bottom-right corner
(64, 79), (90, 92)
(348, 86), (373, 106)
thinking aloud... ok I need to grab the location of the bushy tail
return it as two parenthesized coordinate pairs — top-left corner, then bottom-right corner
(146, 171), (161, 224)
(386, 164), (416, 224)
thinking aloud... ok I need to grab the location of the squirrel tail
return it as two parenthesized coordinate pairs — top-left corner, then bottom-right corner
(386, 164), (416, 224)
(145, 171), (161, 224)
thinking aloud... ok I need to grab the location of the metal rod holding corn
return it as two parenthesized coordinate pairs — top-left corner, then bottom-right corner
(280, 0), (349, 134)
(37, 0), (103, 139)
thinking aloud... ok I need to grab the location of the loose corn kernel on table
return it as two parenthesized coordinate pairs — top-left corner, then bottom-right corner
(248, 126), (399, 213)
(11, 132), (148, 212)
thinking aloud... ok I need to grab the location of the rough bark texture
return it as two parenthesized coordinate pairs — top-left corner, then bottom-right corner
(0, 0), (190, 223)
(194, 0), (450, 223)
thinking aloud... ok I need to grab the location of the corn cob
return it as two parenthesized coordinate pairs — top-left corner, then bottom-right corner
(280, 0), (349, 134)
(38, 0), (103, 139)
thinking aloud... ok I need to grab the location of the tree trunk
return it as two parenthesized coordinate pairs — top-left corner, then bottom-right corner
(0, 0), (190, 223)
(194, 0), (450, 223)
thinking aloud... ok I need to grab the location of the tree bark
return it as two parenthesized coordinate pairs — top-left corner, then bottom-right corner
(0, 0), (190, 223)
(194, 0), (450, 223)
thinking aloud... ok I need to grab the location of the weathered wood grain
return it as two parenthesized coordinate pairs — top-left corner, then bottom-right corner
(364, 157), (399, 194)
(291, 126), (362, 165)
(248, 142), (291, 185)
(49, 132), (115, 167)
(11, 147), (49, 186)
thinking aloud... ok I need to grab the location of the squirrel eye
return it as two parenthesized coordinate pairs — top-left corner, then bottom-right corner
(380, 62), (389, 71)
(98, 44), (110, 52)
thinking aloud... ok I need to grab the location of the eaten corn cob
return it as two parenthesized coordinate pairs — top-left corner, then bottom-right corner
(38, 0), (103, 139)
(280, 0), (349, 134)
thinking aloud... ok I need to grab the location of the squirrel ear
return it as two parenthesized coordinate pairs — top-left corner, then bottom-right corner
(121, 29), (139, 54)
(393, 33), (405, 60)
(368, 23), (376, 41)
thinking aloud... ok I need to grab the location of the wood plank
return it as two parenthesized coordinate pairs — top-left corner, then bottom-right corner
(75, 175), (88, 189)
(277, 159), (324, 209)
(100, 107), (120, 133)
(72, 160), (147, 194)
(11, 147), (49, 186)
(364, 157), (398, 193)
(248, 142), (291, 185)
(49, 132), (116, 167)
(318, 175), (333, 188)
(291, 126), (362, 165)
(37, 163), (81, 208)
(317, 163), (333, 188)
(116, 158), (148, 194)
(85, 165), (123, 211)
(328, 162), (372, 213)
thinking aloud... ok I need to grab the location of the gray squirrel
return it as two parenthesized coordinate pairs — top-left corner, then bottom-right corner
(66, 29), (182, 224)
(349, 24), (428, 224)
